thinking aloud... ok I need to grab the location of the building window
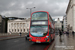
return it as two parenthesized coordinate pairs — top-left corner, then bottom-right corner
(15, 24), (16, 27)
(18, 29), (19, 32)
(21, 29), (22, 32)
(11, 23), (13, 27)
(24, 24), (25, 27)
(12, 29), (13, 32)
(27, 29), (29, 32)
(27, 24), (29, 27)
(21, 24), (22, 26)
(18, 24), (19, 27)
(15, 29), (16, 32)
(24, 29), (25, 32)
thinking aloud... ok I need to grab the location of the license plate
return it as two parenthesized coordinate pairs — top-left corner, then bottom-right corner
(36, 40), (41, 43)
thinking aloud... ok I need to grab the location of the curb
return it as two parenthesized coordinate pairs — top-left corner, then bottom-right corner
(48, 40), (55, 50)
(47, 35), (58, 50)
(44, 40), (54, 50)
(0, 36), (25, 41)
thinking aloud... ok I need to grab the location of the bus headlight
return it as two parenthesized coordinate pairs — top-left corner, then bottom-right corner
(45, 36), (49, 40)
(46, 36), (49, 38)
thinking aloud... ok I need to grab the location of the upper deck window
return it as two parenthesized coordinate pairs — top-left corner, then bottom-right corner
(31, 12), (48, 20)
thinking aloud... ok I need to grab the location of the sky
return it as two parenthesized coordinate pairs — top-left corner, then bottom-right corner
(0, 0), (69, 20)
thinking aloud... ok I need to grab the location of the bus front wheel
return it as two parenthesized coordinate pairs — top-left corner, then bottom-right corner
(47, 37), (51, 44)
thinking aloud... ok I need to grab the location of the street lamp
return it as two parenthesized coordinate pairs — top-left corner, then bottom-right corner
(26, 7), (36, 17)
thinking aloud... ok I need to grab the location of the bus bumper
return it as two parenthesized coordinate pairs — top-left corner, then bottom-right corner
(29, 38), (49, 43)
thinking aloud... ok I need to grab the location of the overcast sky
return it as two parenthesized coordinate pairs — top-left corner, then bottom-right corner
(0, 0), (69, 19)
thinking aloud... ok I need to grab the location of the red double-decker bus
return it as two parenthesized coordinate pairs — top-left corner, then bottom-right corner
(29, 11), (55, 43)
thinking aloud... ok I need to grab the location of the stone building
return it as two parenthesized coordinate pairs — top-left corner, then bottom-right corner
(66, 0), (75, 32)
(0, 15), (6, 33)
(55, 18), (62, 30)
(7, 18), (30, 33)
(63, 15), (67, 31)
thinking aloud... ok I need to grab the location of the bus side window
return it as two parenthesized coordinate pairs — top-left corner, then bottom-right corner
(51, 29), (54, 34)
(51, 28), (52, 34)
(53, 29), (54, 33)
(49, 26), (50, 34)
(52, 29), (53, 34)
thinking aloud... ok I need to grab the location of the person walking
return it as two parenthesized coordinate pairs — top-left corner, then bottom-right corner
(59, 30), (62, 38)
(59, 30), (62, 42)
(72, 31), (74, 38)
(66, 31), (69, 37)
(9, 31), (11, 35)
(19, 32), (22, 36)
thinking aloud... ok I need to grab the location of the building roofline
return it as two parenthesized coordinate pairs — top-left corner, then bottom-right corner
(66, 0), (71, 14)
(6, 17), (18, 18)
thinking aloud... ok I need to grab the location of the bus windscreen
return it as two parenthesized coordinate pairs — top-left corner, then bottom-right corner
(31, 12), (48, 20)
(30, 26), (48, 37)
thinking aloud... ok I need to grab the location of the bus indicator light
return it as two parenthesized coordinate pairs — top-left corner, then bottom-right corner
(47, 41), (49, 42)
(29, 40), (31, 41)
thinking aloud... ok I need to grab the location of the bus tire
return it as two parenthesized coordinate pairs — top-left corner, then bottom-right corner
(50, 37), (52, 42)
(47, 37), (51, 44)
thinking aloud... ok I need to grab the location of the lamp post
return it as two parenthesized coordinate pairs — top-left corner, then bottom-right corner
(26, 7), (36, 17)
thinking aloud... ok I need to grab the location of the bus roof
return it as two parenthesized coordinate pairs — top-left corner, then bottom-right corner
(31, 11), (49, 14)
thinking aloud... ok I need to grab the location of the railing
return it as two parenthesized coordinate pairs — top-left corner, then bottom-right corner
(0, 33), (27, 36)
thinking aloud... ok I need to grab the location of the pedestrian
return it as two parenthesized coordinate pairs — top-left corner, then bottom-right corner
(63, 31), (66, 34)
(72, 31), (74, 38)
(66, 31), (69, 37)
(9, 31), (11, 35)
(19, 32), (21, 36)
(59, 30), (62, 38)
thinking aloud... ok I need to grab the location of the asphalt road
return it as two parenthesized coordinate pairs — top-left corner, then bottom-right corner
(0, 37), (49, 50)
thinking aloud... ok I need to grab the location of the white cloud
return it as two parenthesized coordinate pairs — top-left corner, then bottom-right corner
(10, 2), (16, 6)
(21, 3), (25, 9)
(52, 16), (63, 21)
(0, 0), (69, 18)
(27, 1), (33, 4)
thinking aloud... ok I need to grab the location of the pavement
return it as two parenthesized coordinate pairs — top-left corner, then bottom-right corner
(48, 34), (75, 50)
(0, 34), (25, 41)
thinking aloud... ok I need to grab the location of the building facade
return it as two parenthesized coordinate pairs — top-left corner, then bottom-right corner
(55, 18), (62, 30)
(63, 15), (67, 31)
(7, 18), (30, 33)
(66, 0), (75, 32)
(0, 15), (6, 33)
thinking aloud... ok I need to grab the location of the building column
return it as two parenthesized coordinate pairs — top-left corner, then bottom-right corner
(73, 5), (75, 32)
(17, 23), (19, 33)
(13, 23), (15, 33)
(16, 23), (17, 33)
(22, 23), (23, 33)
(19, 23), (21, 33)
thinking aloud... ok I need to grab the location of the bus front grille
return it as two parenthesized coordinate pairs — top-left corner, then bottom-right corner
(35, 38), (41, 40)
